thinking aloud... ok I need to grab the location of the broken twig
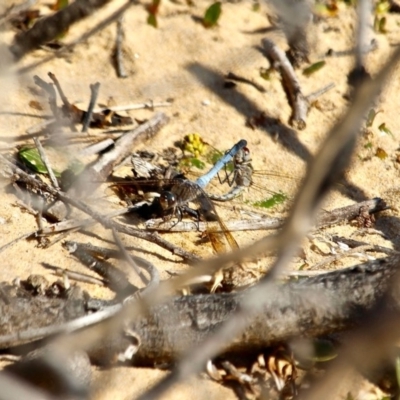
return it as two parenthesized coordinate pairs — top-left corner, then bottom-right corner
(261, 38), (333, 130)
(114, 16), (127, 78)
(81, 82), (101, 133)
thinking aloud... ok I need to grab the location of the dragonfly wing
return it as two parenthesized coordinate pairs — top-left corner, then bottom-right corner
(195, 188), (239, 251)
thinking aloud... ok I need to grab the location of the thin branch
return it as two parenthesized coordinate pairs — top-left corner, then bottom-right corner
(145, 217), (283, 232)
(88, 112), (170, 181)
(331, 235), (397, 255)
(63, 241), (160, 294)
(42, 264), (107, 286)
(1, 155), (198, 262)
(0, 231), (36, 254)
(306, 83), (336, 104)
(33, 136), (59, 189)
(114, 16), (127, 78)
(144, 198), (387, 233)
(355, 0), (373, 72)
(262, 38), (308, 130)
(10, 0), (112, 60)
(78, 138), (114, 157)
(81, 82), (101, 133)
(36, 208), (130, 235)
(309, 244), (380, 270)
(64, 240), (136, 294)
(92, 100), (173, 113)
(315, 198), (388, 228)
(17, 0), (136, 75)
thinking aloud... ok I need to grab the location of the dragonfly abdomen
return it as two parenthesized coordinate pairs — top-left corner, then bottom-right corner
(208, 185), (246, 202)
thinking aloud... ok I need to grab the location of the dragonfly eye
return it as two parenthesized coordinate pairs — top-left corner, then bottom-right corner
(242, 147), (251, 162)
(159, 191), (177, 210)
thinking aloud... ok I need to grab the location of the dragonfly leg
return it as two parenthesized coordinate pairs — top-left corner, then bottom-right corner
(181, 205), (202, 231)
(216, 165), (237, 186)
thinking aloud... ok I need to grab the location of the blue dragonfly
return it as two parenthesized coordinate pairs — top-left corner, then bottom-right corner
(206, 145), (299, 211)
(112, 139), (248, 256)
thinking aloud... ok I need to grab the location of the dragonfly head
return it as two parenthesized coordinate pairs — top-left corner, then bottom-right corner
(234, 146), (252, 165)
(159, 191), (177, 211)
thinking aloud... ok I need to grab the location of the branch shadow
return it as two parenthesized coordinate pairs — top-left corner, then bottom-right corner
(186, 62), (311, 162)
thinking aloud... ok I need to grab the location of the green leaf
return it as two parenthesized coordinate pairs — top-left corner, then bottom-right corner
(378, 122), (394, 137)
(302, 61), (326, 77)
(259, 67), (273, 80)
(203, 2), (222, 28)
(366, 108), (382, 127)
(189, 157), (206, 169)
(147, 13), (158, 28)
(374, 15), (388, 33)
(364, 142), (373, 149)
(179, 157), (206, 170)
(252, 192), (288, 209)
(379, 16), (387, 33)
(18, 147), (61, 177)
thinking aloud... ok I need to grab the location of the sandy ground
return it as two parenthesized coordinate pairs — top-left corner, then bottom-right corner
(1, 0), (400, 398)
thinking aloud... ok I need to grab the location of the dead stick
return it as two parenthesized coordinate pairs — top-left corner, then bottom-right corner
(33, 76), (59, 119)
(315, 198), (388, 228)
(306, 82), (335, 103)
(10, 0), (112, 59)
(114, 16), (127, 78)
(332, 235), (396, 254)
(42, 264), (106, 286)
(262, 38), (308, 130)
(17, 0), (135, 75)
(33, 137), (59, 189)
(1, 254), (398, 364)
(145, 198), (388, 232)
(63, 240), (160, 294)
(81, 82), (101, 133)
(92, 100), (172, 113)
(89, 112), (169, 180)
(48, 72), (70, 108)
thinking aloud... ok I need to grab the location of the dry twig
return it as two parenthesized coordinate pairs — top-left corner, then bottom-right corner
(10, 0), (112, 59)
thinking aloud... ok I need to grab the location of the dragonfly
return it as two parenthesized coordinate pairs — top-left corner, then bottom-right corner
(111, 139), (247, 243)
(119, 139), (248, 291)
(205, 145), (300, 211)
